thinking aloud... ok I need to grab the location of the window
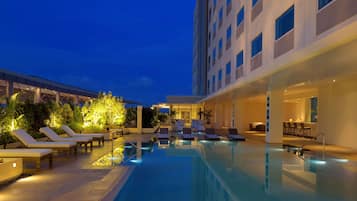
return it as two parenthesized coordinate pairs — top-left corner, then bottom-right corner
(208, 56), (211, 65)
(218, 69), (222, 80)
(318, 0), (333, 10)
(213, 0), (217, 7)
(275, 6), (294, 40)
(219, 7), (223, 23)
(310, 97), (318, 122)
(219, 38), (223, 51)
(236, 51), (244, 67)
(227, 0), (231, 6)
(237, 7), (244, 26)
(207, 80), (210, 92)
(209, 8), (212, 22)
(212, 48), (216, 62)
(213, 22), (217, 34)
(251, 33), (262, 57)
(226, 62), (231, 75)
(212, 75), (216, 90)
(226, 25), (232, 40)
(252, 0), (260, 7)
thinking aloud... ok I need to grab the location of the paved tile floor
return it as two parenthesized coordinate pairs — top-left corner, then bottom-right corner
(0, 134), (153, 201)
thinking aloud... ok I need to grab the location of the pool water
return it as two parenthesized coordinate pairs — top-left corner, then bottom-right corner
(114, 140), (357, 201)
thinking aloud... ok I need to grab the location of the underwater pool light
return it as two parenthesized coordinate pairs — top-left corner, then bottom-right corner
(310, 160), (327, 165)
(130, 159), (143, 164)
(333, 158), (349, 163)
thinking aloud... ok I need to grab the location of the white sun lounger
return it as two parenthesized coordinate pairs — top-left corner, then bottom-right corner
(61, 125), (105, 146)
(157, 128), (170, 140)
(0, 149), (53, 171)
(11, 129), (77, 155)
(228, 128), (246, 141)
(182, 128), (195, 140)
(204, 128), (220, 141)
(40, 127), (93, 151)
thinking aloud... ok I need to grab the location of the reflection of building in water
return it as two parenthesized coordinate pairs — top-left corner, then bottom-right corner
(192, 153), (236, 201)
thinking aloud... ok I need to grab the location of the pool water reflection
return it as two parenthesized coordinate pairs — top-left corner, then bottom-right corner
(113, 140), (357, 201)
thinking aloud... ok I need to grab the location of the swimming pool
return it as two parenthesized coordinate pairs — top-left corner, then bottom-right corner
(112, 140), (357, 201)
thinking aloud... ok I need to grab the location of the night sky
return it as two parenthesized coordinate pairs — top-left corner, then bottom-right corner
(0, 0), (195, 105)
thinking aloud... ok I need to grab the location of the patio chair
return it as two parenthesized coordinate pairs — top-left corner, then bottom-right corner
(40, 127), (93, 151)
(11, 129), (77, 155)
(204, 128), (220, 141)
(0, 149), (53, 171)
(156, 128), (170, 140)
(182, 128), (195, 140)
(227, 128), (245, 141)
(61, 125), (105, 146)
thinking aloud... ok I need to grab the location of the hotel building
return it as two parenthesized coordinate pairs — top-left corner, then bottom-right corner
(193, 0), (209, 96)
(193, 0), (357, 148)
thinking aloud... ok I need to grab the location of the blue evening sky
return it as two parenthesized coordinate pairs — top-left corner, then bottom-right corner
(0, 0), (195, 105)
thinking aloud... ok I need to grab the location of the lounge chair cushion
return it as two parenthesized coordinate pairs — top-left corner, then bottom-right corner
(205, 134), (220, 140)
(12, 129), (76, 148)
(157, 134), (169, 139)
(0, 149), (52, 158)
(62, 125), (104, 138)
(182, 134), (194, 140)
(27, 142), (76, 148)
(40, 127), (92, 142)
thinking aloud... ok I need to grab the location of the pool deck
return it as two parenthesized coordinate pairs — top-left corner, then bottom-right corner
(243, 131), (357, 161)
(0, 134), (153, 201)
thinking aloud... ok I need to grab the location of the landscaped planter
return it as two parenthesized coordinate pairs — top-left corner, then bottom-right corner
(0, 158), (23, 184)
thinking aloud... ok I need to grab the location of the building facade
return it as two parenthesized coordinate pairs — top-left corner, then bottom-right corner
(195, 0), (357, 148)
(193, 0), (209, 96)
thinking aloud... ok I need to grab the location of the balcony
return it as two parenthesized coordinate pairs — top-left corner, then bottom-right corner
(250, 52), (262, 71)
(236, 67), (243, 79)
(251, 0), (263, 22)
(226, 39), (231, 50)
(236, 22), (244, 39)
(226, 3), (232, 16)
(225, 75), (231, 85)
(274, 30), (294, 58)
(316, 0), (356, 35)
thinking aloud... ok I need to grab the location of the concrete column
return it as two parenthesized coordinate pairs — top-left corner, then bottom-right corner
(266, 89), (284, 144)
(73, 95), (79, 105)
(55, 92), (60, 103)
(34, 88), (41, 103)
(137, 105), (143, 134)
(7, 81), (14, 97)
(236, 99), (246, 132)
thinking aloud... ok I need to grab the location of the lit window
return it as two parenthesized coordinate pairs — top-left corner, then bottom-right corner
(236, 51), (244, 67)
(275, 6), (294, 40)
(226, 62), (231, 75)
(251, 33), (262, 57)
(237, 7), (244, 26)
(318, 0), (333, 10)
(252, 0), (260, 7)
